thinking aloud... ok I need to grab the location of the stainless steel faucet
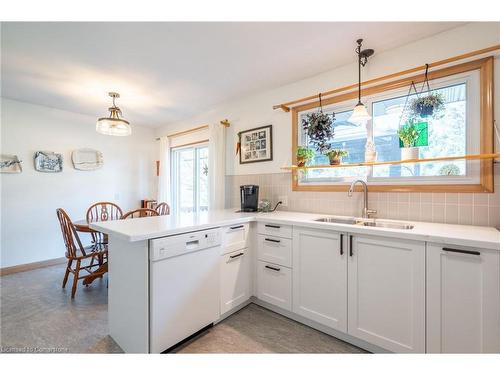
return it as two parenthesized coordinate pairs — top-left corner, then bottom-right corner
(348, 180), (377, 219)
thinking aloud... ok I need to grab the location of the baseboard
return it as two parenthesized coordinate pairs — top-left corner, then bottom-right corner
(0, 257), (67, 276)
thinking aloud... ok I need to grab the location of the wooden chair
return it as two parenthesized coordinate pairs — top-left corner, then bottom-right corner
(56, 208), (108, 298)
(121, 208), (159, 219)
(86, 202), (123, 244)
(155, 202), (170, 216)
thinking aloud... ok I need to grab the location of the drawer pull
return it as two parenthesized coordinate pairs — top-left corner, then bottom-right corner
(229, 225), (244, 230)
(229, 252), (244, 259)
(265, 238), (281, 243)
(442, 247), (480, 256)
(340, 234), (344, 255)
(265, 265), (281, 272)
(265, 224), (281, 229)
(349, 235), (353, 257)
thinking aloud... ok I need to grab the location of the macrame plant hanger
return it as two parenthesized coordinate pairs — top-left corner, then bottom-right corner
(398, 80), (419, 128)
(398, 63), (432, 128)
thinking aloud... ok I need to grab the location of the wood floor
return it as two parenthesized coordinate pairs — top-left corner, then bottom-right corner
(0, 264), (365, 354)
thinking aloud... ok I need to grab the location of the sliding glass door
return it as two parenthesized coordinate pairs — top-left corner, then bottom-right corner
(171, 143), (209, 214)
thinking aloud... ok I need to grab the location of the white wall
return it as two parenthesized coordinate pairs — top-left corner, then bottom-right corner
(156, 22), (500, 176)
(1, 98), (156, 267)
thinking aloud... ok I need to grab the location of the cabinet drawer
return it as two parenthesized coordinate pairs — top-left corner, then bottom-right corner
(257, 222), (292, 239)
(257, 234), (292, 267)
(221, 223), (249, 255)
(256, 260), (292, 311)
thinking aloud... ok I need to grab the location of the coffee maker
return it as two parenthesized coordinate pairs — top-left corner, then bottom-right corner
(239, 185), (259, 212)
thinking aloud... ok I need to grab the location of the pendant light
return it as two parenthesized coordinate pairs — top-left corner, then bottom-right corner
(348, 39), (374, 125)
(96, 92), (132, 136)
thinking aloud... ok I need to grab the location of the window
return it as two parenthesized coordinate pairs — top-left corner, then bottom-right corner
(293, 58), (493, 192)
(171, 143), (209, 214)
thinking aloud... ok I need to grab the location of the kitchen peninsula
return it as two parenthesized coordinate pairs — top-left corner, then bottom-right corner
(91, 209), (500, 354)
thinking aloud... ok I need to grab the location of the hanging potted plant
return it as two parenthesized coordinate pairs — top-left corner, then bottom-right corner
(408, 64), (445, 119)
(301, 94), (335, 154)
(296, 146), (315, 167)
(409, 92), (445, 118)
(324, 149), (349, 165)
(398, 120), (421, 160)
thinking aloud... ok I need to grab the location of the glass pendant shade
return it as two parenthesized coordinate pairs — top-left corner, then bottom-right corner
(96, 117), (131, 136)
(349, 102), (372, 124)
(96, 92), (132, 136)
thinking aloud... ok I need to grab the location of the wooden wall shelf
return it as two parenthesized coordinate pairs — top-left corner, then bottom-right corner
(282, 153), (500, 171)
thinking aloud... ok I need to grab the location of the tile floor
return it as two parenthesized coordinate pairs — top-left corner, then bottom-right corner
(1, 264), (365, 354)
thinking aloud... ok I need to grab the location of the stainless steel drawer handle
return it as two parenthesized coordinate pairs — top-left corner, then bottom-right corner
(442, 247), (480, 256)
(265, 238), (280, 243)
(265, 265), (281, 272)
(230, 225), (244, 230)
(229, 252), (244, 259)
(265, 224), (281, 229)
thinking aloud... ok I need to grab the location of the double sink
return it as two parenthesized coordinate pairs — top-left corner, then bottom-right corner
(315, 217), (414, 230)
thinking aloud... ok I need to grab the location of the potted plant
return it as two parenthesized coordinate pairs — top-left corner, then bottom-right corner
(296, 146), (315, 167)
(398, 121), (421, 160)
(409, 92), (444, 118)
(302, 111), (335, 154)
(324, 149), (349, 165)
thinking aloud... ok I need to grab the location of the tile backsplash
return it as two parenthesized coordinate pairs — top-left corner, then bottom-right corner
(226, 165), (500, 227)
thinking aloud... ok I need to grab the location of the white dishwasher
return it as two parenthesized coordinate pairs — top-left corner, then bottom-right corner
(149, 228), (221, 353)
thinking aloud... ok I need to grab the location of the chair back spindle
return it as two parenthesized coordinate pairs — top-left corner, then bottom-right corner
(56, 208), (86, 258)
(155, 202), (170, 216)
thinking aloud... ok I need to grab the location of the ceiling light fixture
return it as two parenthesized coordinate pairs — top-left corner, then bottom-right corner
(348, 39), (374, 125)
(96, 92), (132, 136)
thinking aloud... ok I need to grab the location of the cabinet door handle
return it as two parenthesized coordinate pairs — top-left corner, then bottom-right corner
(265, 265), (281, 272)
(229, 225), (244, 230)
(340, 234), (344, 255)
(265, 238), (281, 243)
(265, 224), (281, 229)
(229, 252), (244, 259)
(442, 247), (480, 256)
(349, 235), (353, 257)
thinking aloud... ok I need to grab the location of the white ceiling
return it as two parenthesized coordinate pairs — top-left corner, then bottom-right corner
(1, 22), (463, 128)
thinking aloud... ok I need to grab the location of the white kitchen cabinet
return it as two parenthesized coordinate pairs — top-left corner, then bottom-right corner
(221, 223), (249, 255)
(256, 260), (292, 311)
(427, 243), (500, 353)
(220, 248), (251, 315)
(348, 234), (425, 353)
(257, 234), (292, 267)
(292, 227), (347, 332)
(258, 222), (292, 239)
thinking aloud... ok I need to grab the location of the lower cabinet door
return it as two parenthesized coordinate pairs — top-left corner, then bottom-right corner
(348, 235), (425, 353)
(292, 227), (347, 332)
(256, 260), (292, 311)
(427, 243), (500, 353)
(220, 248), (251, 315)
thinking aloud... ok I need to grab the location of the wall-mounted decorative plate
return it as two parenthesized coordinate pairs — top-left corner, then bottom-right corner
(71, 148), (103, 171)
(0, 154), (22, 173)
(34, 151), (63, 173)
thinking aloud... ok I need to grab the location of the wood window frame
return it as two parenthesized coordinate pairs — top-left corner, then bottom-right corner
(291, 57), (494, 193)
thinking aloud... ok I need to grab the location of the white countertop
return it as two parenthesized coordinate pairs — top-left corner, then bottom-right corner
(90, 209), (500, 251)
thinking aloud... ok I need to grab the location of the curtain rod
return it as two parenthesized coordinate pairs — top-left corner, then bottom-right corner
(273, 44), (500, 112)
(155, 120), (231, 141)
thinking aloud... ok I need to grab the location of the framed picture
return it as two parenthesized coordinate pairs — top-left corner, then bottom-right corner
(239, 125), (273, 164)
